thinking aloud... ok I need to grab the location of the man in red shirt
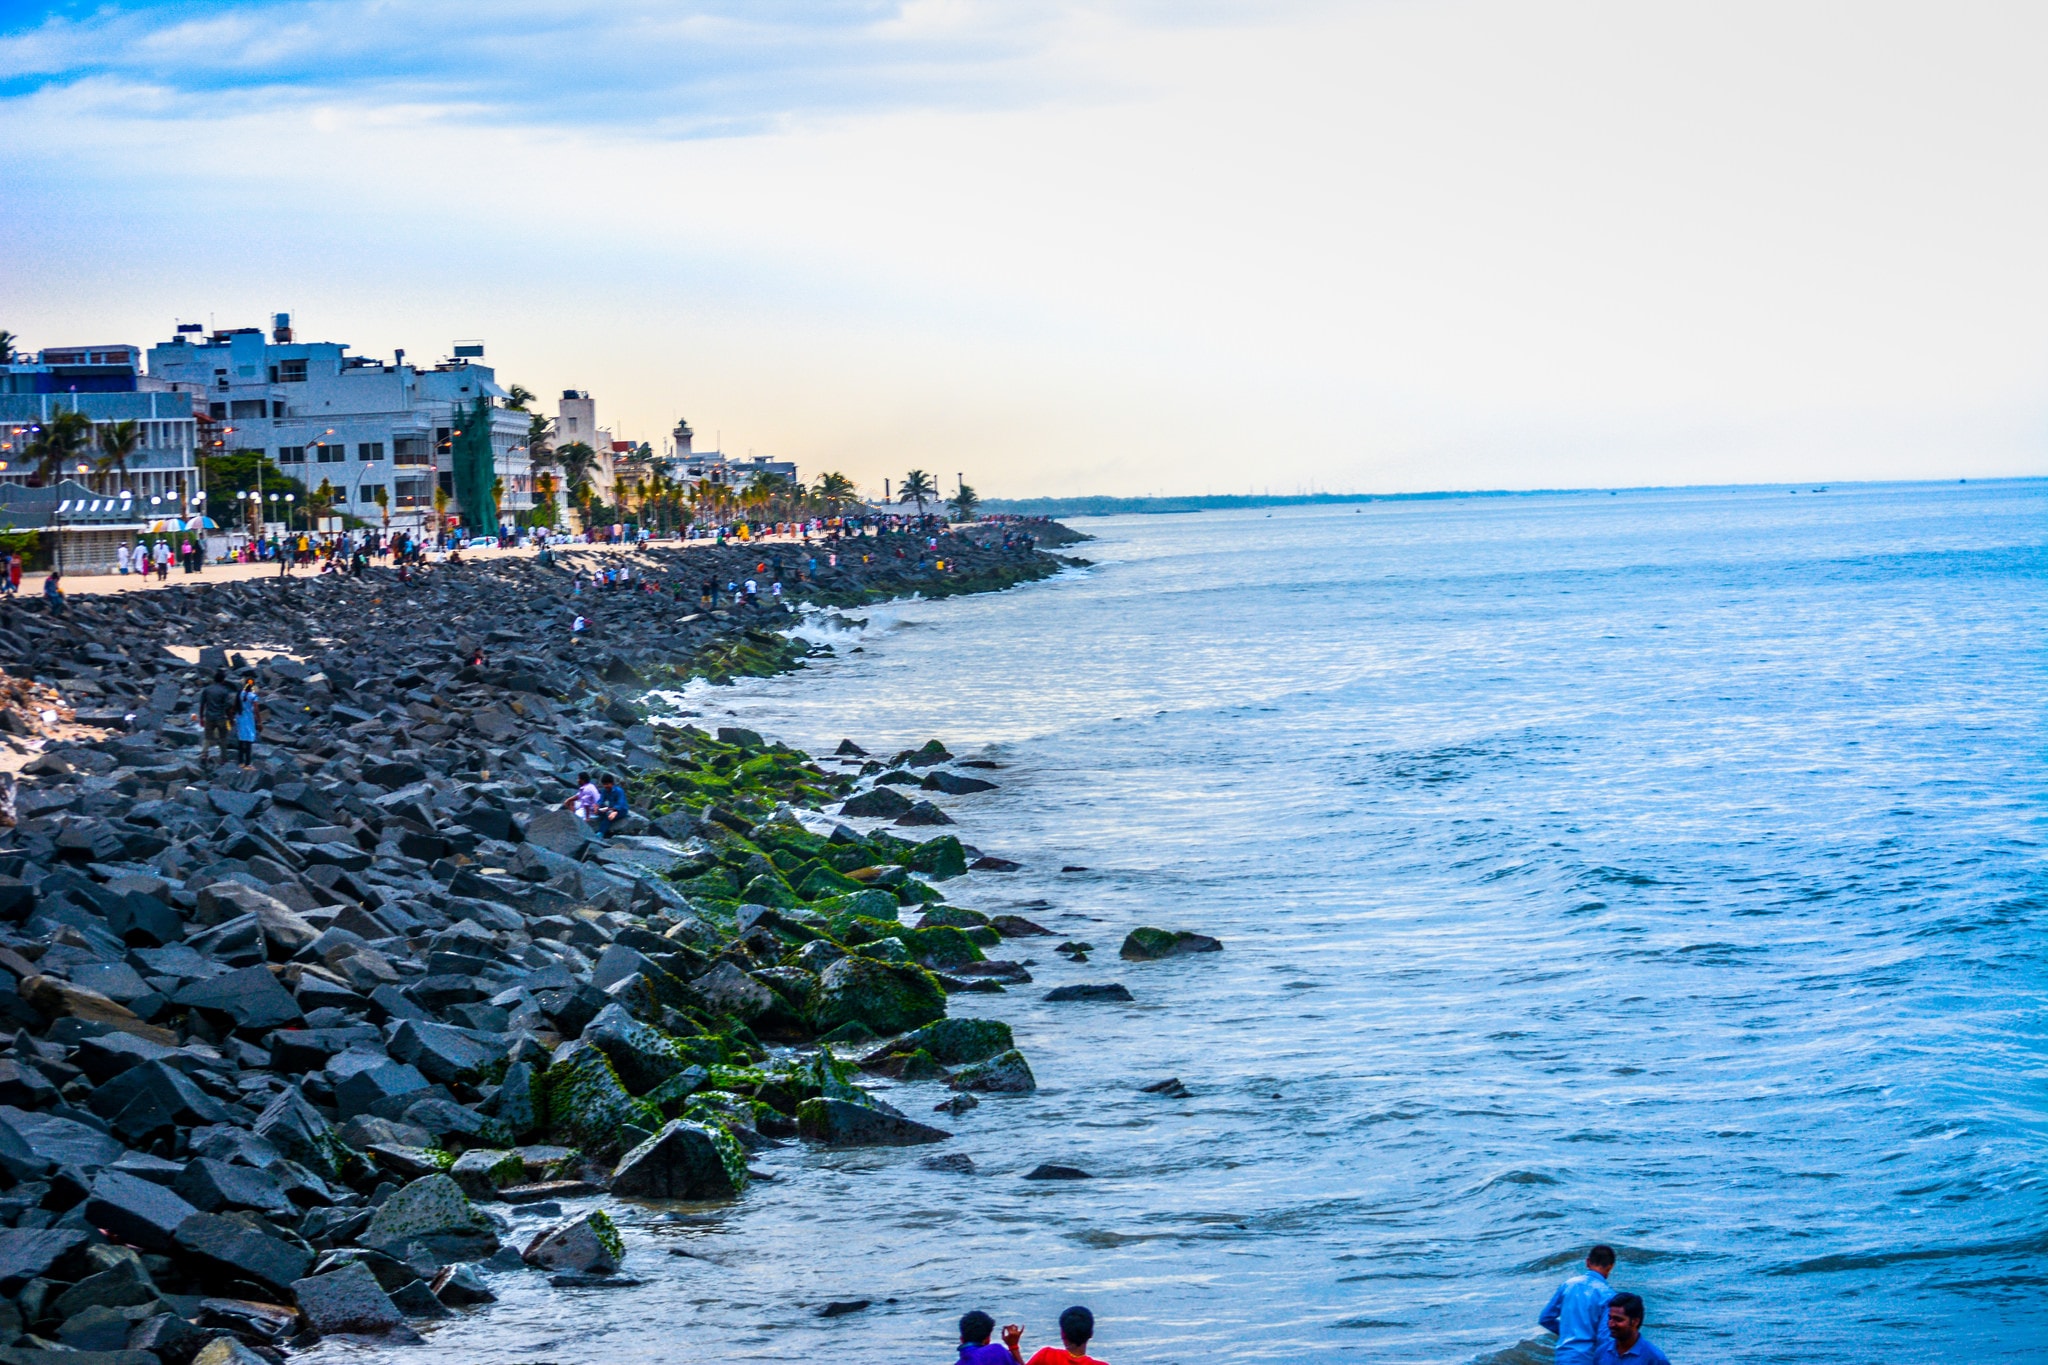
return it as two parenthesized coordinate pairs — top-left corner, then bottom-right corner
(1003, 1305), (1107, 1365)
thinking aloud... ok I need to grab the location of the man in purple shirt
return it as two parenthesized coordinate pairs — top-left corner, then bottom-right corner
(958, 1311), (1015, 1365)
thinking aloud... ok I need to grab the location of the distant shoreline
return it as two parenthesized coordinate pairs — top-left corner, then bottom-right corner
(983, 475), (2035, 519)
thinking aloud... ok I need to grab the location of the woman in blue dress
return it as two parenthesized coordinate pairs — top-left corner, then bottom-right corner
(233, 676), (263, 767)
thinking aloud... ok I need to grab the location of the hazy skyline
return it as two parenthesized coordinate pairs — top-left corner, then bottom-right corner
(5, 1), (2045, 498)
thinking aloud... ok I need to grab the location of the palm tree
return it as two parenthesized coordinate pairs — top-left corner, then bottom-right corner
(899, 468), (936, 520)
(813, 471), (856, 514)
(373, 484), (390, 532)
(0, 331), (18, 363)
(311, 478), (339, 527)
(432, 484), (450, 538)
(525, 412), (554, 474)
(27, 411), (92, 486)
(504, 384), (536, 412)
(556, 441), (597, 502)
(947, 482), (980, 523)
(94, 420), (142, 494)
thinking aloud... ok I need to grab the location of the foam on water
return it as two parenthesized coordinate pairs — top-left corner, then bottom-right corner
(311, 481), (2048, 1365)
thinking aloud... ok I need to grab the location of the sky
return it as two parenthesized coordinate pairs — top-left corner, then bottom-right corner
(3, 0), (2046, 499)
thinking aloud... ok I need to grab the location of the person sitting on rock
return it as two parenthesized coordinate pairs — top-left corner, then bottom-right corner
(593, 773), (628, 836)
(1006, 1305), (1108, 1365)
(564, 772), (600, 820)
(956, 1311), (1014, 1365)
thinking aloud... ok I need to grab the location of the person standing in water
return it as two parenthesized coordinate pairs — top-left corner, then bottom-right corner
(1540, 1245), (1617, 1365)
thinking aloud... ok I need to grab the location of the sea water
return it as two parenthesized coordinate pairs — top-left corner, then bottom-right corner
(320, 480), (2047, 1364)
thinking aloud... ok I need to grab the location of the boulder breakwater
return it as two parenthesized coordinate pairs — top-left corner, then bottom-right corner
(0, 522), (1230, 1364)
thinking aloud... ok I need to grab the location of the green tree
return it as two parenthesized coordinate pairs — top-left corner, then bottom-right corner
(200, 449), (307, 504)
(947, 482), (980, 522)
(813, 471), (856, 513)
(94, 419), (142, 493)
(504, 384), (536, 412)
(898, 468), (936, 520)
(373, 484), (390, 532)
(556, 441), (597, 501)
(26, 411), (93, 486)
(525, 411), (555, 473)
(0, 330), (18, 363)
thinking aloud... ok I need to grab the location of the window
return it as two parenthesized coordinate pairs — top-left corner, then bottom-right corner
(229, 399), (268, 419)
(564, 416), (578, 432)
(208, 402), (226, 419)
(393, 436), (430, 465)
(316, 443), (345, 463)
(358, 485), (381, 505)
(272, 401), (286, 418)
(357, 442), (385, 462)
(278, 359), (307, 383)
(277, 446), (306, 464)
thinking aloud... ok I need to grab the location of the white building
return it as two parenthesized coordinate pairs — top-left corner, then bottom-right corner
(147, 317), (533, 532)
(0, 344), (202, 505)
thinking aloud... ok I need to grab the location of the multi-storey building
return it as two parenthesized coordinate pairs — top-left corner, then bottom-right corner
(147, 317), (533, 532)
(0, 344), (203, 508)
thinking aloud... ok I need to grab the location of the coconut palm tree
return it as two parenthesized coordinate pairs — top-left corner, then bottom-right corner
(525, 411), (554, 474)
(556, 441), (597, 502)
(373, 485), (390, 532)
(947, 482), (980, 523)
(899, 468), (937, 520)
(504, 384), (537, 412)
(93, 420), (142, 494)
(813, 471), (856, 514)
(0, 331), (18, 363)
(27, 411), (92, 487)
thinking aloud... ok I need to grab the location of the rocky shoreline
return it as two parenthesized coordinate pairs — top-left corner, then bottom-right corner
(0, 520), (1221, 1364)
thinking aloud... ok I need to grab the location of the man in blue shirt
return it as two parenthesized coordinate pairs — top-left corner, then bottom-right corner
(1539, 1243), (1617, 1365)
(1600, 1293), (1670, 1365)
(593, 773), (629, 837)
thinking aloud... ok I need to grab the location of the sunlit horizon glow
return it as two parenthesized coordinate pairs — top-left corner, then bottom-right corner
(4, 1), (2045, 499)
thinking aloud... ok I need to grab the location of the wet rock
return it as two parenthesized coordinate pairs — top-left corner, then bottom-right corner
(990, 914), (1053, 937)
(933, 1093), (979, 1116)
(581, 1003), (693, 1093)
(541, 1040), (658, 1158)
(358, 1174), (500, 1261)
(919, 1151), (976, 1172)
(818, 1299), (870, 1317)
(389, 1277), (455, 1319)
(949, 1049), (1037, 1094)
(894, 800), (955, 827)
(1119, 927), (1223, 960)
(1022, 1164), (1092, 1180)
(1140, 1077), (1191, 1098)
(429, 1261), (496, 1306)
(192, 1338), (278, 1365)
(838, 787), (913, 819)
(1043, 983), (1134, 1003)
(900, 1017), (1013, 1065)
(446, 1149), (524, 1200)
(610, 1119), (747, 1200)
(795, 1098), (951, 1147)
(922, 770), (998, 795)
(521, 1209), (624, 1274)
(290, 1261), (409, 1338)
(808, 955), (947, 1037)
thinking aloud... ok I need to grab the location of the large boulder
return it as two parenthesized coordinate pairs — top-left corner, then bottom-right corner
(522, 809), (596, 856)
(82, 1171), (199, 1252)
(521, 1210), (623, 1274)
(949, 1049), (1037, 1094)
(358, 1174), (500, 1261)
(688, 963), (774, 1022)
(290, 1260), (410, 1338)
(446, 1148), (525, 1201)
(609, 1120), (746, 1200)
(542, 1040), (659, 1158)
(807, 955), (947, 1037)
(172, 1212), (315, 1296)
(254, 1087), (364, 1181)
(580, 1004), (692, 1094)
(795, 1098), (950, 1147)
(838, 787), (913, 819)
(1119, 927), (1223, 960)
(173, 965), (302, 1030)
(901, 1017), (1014, 1066)
(386, 1020), (503, 1084)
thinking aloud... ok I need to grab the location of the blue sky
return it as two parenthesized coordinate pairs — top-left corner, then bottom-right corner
(4, 1), (2046, 495)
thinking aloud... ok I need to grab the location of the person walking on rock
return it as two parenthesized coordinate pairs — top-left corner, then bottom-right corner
(232, 674), (263, 767)
(194, 668), (237, 769)
(1540, 1244), (1618, 1365)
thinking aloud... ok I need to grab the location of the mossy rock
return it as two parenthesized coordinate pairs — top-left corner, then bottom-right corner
(796, 863), (868, 900)
(904, 835), (969, 880)
(542, 1039), (661, 1159)
(903, 1017), (1014, 1066)
(815, 889), (901, 922)
(916, 906), (992, 930)
(965, 926), (1002, 949)
(611, 1118), (748, 1200)
(902, 924), (985, 969)
(950, 1048), (1037, 1093)
(642, 1065), (710, 1117)
(893, 879), (945, 905)
(1119, 927), (1225, 961)
(808, 954), (948, 1037)
(741, 875), (806, 909)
